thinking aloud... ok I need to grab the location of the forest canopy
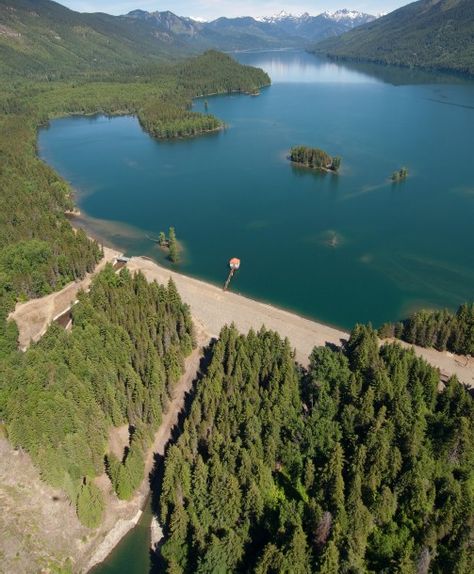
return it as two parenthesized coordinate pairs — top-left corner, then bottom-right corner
(290, 146), (341, 172)
(159, 324), (474, 573)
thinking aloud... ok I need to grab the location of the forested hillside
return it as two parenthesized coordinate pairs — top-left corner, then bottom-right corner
(0, 0), (187, 78)
(159, 324), (474, 572)
(313, 0), (474, 76)
(0, 266), (194, 526)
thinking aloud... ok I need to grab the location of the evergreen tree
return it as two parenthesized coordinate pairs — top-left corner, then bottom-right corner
(168, 227), (179, 263)
(76, 479), (105, 529)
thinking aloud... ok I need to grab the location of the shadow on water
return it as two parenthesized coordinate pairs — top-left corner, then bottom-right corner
(322, 57), (472, 86)
(290, 164), (335, 181)
(148, 339), (217, 574)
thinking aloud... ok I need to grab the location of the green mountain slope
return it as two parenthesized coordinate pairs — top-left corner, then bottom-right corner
(312, 0), (474, 76)
(0, 0), (189, 78)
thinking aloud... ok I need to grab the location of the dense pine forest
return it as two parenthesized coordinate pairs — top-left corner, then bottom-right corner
(0, 266), (195, 526)
(380, 303), (474, 355)
(159, 324), (474, 573)
(290, 146), (341, 172)
(1, 2), (473, 571)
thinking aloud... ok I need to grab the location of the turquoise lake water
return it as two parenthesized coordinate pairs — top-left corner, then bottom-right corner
(39, 51), (474, 573)
(39, 51), (474, 331)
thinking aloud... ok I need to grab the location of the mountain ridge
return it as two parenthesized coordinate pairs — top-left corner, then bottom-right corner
(312, 0), (474, 76)
(124, 8), (377, 50)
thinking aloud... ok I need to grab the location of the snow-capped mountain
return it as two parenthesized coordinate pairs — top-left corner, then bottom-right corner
(124, 8), (377, 51)
(252, 9), (376, 41)
(258, 9), (374, 25)
(256, 10), (307, 23)
(323, 9), (369, 21)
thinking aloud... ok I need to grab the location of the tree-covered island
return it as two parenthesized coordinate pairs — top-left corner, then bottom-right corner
(290, 146), (342, 173)
(156, 227), (180, 263)
(391, 167), (409, 182)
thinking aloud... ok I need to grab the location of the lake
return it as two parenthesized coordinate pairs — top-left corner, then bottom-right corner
(39, 51), (474, 331)
(43, 51), (474, 573)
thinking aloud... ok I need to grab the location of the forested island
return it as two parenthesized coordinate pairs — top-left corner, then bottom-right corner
(391, 167), (409, 182)
(159, 324), (473, 572)
(157, 227), (180, 263)
(290, 146), (341, 172)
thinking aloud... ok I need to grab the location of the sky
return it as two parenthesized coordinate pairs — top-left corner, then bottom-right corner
(57, 1), (411, 20)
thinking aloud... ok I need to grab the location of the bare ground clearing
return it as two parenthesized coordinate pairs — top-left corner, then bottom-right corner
(9, 246), (121, 350)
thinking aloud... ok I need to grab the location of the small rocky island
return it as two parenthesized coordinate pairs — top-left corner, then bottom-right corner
(290, 145), (341, 173)
(391, 167), (409, 182)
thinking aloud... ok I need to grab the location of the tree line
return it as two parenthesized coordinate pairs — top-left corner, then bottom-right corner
(379, 302), (474, 356)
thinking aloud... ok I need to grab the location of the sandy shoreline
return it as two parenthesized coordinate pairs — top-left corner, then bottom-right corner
(126, 256), (474, 386)
(128, 256), (348, 367)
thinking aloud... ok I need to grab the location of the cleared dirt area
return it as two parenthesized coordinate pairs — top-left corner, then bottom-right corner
(9, 246), (121, 350)
(0, 437), (88, 573)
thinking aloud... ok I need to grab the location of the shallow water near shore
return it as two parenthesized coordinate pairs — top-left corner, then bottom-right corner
(89, 501), (152, 574)
(38, 51), (474, 330)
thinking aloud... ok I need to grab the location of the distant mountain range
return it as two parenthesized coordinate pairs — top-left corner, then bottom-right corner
(0, 2), (378, 77)
(124, 9), (377, 51)
(312, 0), (474, 76)
(5, 0), (471, 80)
